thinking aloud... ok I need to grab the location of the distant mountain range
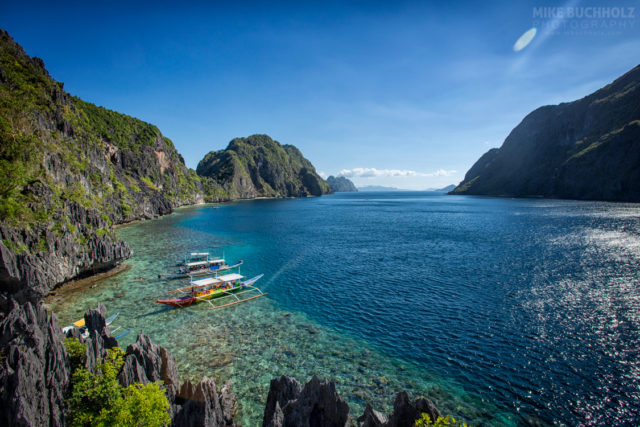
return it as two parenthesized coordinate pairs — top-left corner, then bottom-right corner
(357, 184), (455, 192)
(451, 64), (640, 202)
(426, 184), (456, 192)
(358, 185), (405, 191)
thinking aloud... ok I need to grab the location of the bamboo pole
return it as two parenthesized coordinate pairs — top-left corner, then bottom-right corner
(210, 293), (268, 310)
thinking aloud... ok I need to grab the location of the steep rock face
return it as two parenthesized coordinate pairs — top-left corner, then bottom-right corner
(196, 134), (332, 199)
(0, 29), (233, 427)
(451, 64), (640, 201)
(0, 29), (227, 297)
(0, 218), (131, 301)
(0, 298), (69, 427)
(327, 176), (358, 192)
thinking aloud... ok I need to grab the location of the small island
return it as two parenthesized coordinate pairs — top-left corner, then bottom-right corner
(326, 175), (358, 192)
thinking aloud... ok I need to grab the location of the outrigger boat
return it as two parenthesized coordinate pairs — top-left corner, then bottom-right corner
(176, 252), (211, 266)
(161, 255), (244, 280)
(154, 273), (266, 309)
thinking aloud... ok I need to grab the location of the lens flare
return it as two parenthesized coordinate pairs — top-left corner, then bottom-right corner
(513, 27), (537, 52)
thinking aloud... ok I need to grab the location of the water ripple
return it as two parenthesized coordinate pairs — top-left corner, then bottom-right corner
(49, 195), (640, 426)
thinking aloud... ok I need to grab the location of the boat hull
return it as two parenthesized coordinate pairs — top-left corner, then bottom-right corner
(154, 284), (244, 307)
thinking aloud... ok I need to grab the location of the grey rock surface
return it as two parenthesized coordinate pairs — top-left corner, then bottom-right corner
(263, 375), (442, 427)
(263, 375), (350, 427)
(0, 298), (69, 427)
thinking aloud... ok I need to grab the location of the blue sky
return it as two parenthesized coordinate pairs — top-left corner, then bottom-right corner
(2, 0), (639, 189)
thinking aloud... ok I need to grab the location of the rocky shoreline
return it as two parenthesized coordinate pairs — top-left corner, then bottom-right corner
(0, 300), (441, 426)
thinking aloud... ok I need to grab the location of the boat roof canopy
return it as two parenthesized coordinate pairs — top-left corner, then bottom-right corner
(186, 260), (212, 267)
(186, 259), (225, 267)
(217, 273), (244, 282)
(190, 277), (222, 286)
(190, 252), (209, 257)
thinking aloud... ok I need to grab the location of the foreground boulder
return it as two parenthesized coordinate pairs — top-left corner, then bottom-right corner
(385, 391), (441, 427)
(118, 333), (180, 399)
(263, 375), (442, 427)
(263, 375), (350, 427)
(173, 378), (237, 427)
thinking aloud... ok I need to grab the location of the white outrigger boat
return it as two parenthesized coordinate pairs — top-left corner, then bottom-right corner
(175, 252), (211, 266)
(160, 252), (244, 280)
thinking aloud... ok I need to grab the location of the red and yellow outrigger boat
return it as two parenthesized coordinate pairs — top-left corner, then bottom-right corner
(154, 273), (266, 309)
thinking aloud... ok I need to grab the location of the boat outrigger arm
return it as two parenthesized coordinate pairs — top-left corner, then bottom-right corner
(195, 274), (267, 309)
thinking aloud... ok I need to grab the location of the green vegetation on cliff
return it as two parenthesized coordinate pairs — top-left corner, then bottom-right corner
(196, 134), (332, 198)
(64, 339), (170, 427)
(451, 64), (640, 202)
(0, 29), (226, 262)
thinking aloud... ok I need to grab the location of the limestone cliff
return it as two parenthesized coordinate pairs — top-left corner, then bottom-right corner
(451, 64), (640, 201)
(0, 29), (227, 298)
(196, 134), (332, 199)
(327, 175), (358, 192)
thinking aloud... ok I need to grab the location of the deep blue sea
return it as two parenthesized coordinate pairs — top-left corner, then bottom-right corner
(48, 192), (640, 425)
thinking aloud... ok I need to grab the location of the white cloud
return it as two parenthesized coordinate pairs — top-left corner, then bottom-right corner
(318, 171), (328, 179)
(338, 167), (456, 178)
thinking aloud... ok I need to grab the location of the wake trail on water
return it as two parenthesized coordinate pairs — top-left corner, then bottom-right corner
(264, 251), (308, 288)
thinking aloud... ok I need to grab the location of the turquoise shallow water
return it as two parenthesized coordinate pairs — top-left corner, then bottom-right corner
(49, 193), (640, 425)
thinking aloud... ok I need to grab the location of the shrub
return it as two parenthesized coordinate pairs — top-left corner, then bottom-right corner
(141, 176), (159, 191)
(415, 414), (468, 427)
(63, 337), (86, 373)
(66, 346), (170, 427)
